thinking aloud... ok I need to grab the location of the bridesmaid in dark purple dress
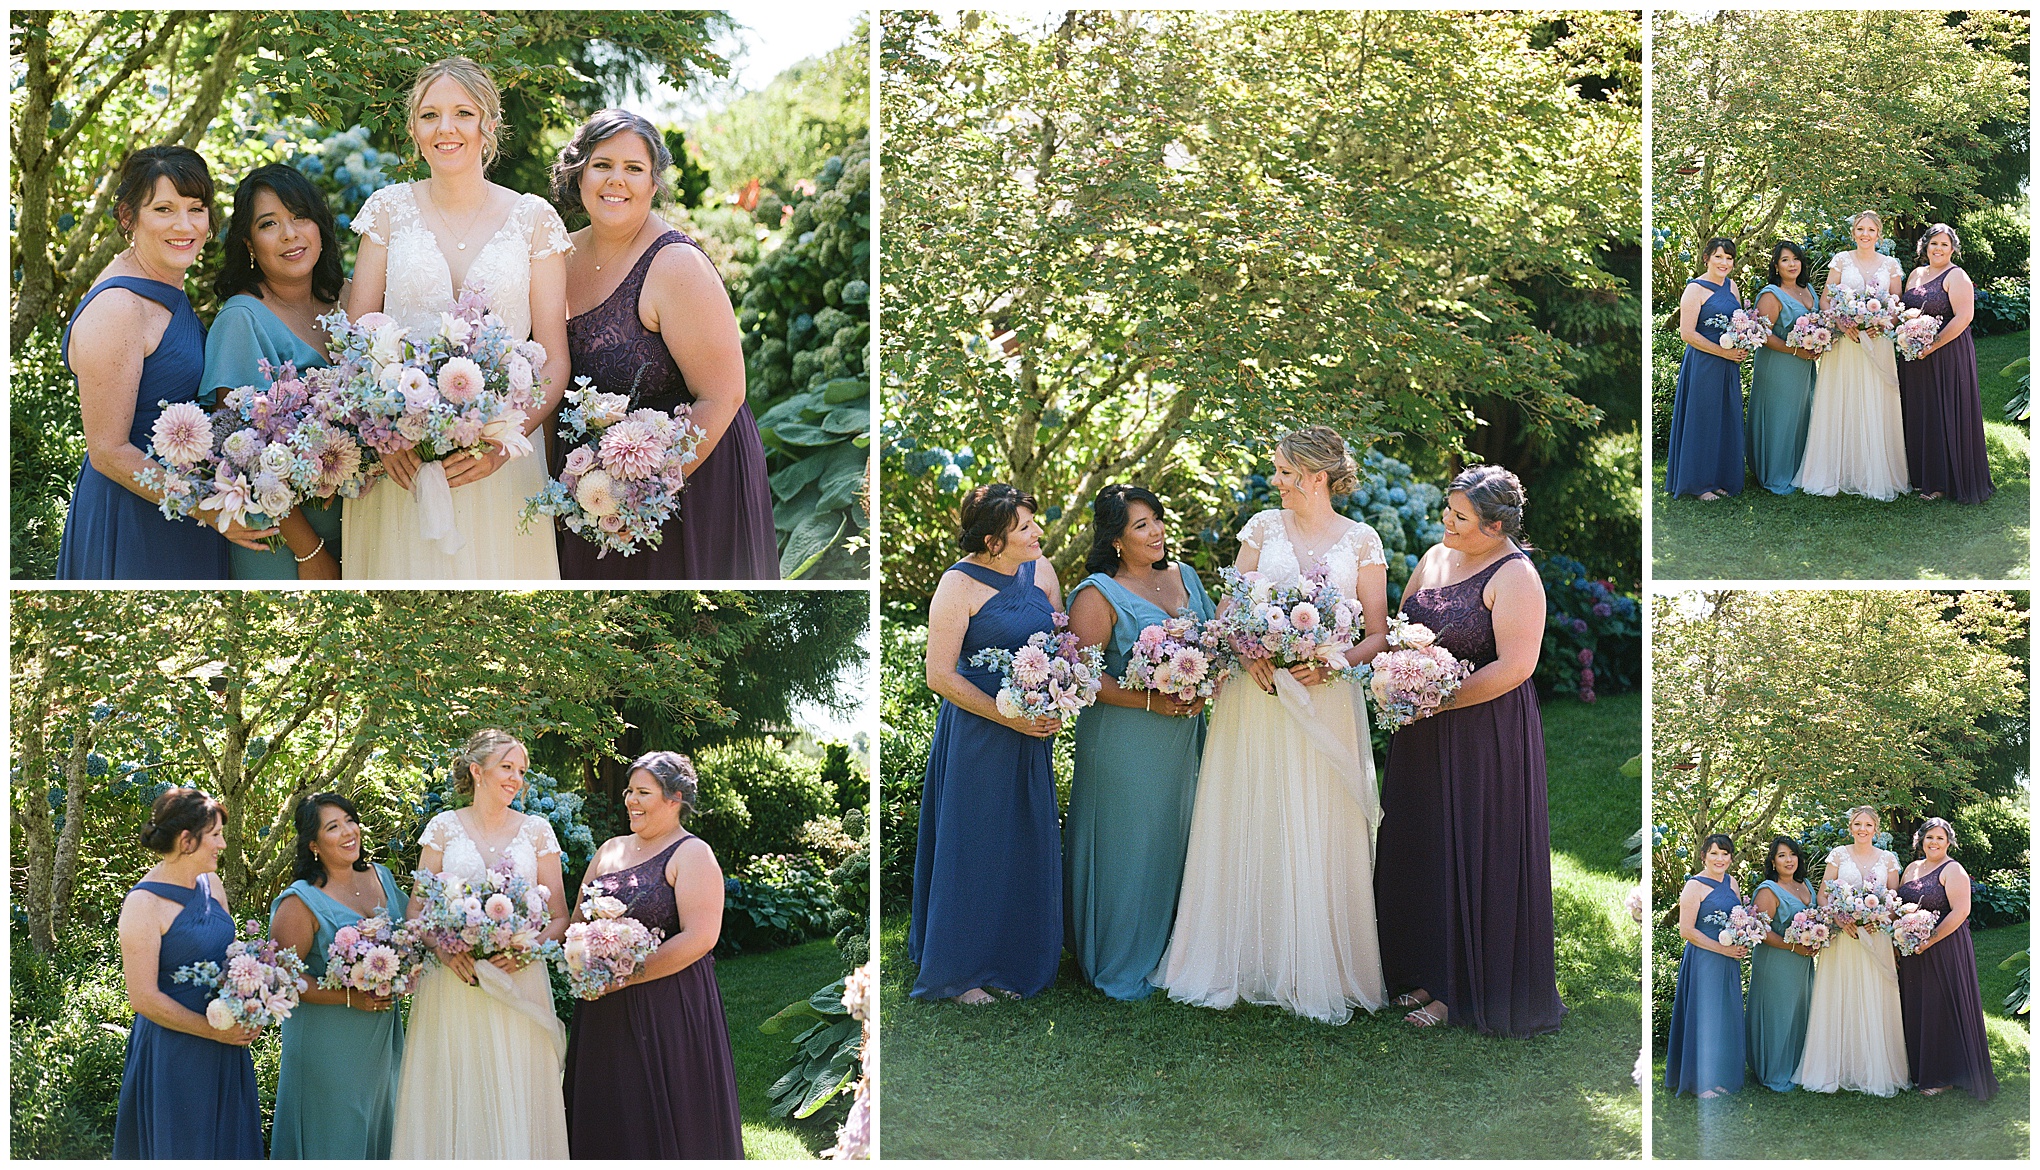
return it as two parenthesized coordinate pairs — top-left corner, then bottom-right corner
(1898, 225), (1994, 504)
(1373, 466), (1565, 1037)
(1896, 818), (1999, 1100)
(551, 110), (779, 579)
(564, 752), (744, 1158)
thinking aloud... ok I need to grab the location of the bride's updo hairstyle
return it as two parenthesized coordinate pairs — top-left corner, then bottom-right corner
(1848, 209), (1883, 234)
(1085, 484), (1169, 576)
(1448, 464), (1530, 545)
(1912, 816), (1958, 854)
(627, 750), (699, 822)
(139, 787), (224, 855)
(1275, 425), (1358, 495)
(550, 108), (675, 215)
(452, 728), (524, 799)
(956, 483), (1038, 557)
(1915, 223), (1962, 261)
(407, 57), (507, 168)
(1845, 804), (1881, 827)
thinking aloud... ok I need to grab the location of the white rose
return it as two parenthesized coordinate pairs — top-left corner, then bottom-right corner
(1398, 622), (1437, 649)
(481, 409), (533, 459)
(205, 998), (237, 1030)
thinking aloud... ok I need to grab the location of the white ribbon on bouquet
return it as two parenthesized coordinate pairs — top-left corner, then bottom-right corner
(1271, 667), (1382, 829)
(411, 460), (468, 556)
(472, 957), (567, 1060)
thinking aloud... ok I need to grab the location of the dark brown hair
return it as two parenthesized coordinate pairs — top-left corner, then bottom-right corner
(139, 787), (224, 855)
(956, 483), (1038, 557)
(550, 109), (674, 215)
(113, 145), (215, 236)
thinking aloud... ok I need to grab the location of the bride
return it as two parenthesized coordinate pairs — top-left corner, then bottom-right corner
(1795, 806), (1909, 1095)
(343, 57), (570, 579)
(390, 730), (571, 1156)
(1793, 210), (1911, 501)
(1151, 426), (1388, 1024)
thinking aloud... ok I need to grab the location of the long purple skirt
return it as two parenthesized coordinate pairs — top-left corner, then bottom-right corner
(564, 955), (745, 1157)
(1897, 329), (1995, 504)
(558, 404), (781, 580)
(1898, 924), (1999, 1100)
(1373, 680), (1566, 1037)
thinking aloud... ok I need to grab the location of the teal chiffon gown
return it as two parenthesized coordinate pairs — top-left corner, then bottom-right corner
(267, 864), (407, 1159)
(1745, 878), (1815, 1091)
(1745, 285), (1819, 494)
(200, 293), (343, 579)
(1064, 563), (1216, 1000)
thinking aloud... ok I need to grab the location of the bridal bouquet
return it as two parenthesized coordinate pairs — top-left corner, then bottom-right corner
(970, 611), (1106, 721)
(1706, 308), (1774, 356)
(521, 379), (705, 557)
(1891, 905), (1942, 956)
(1354, 614), (1474, 733)
(136, 360), (370, 541)
(1210, 568), (1366, 670)
(1119, 616), (1228, 704)
(1892, 308), (1942, 361)
(1705, 903), (1771, 954)
(172, 919), (310, 1030)
(1785, 313), (1837, 357)
(409, 863), (552, 964)
(1823, 879), (1904, 934)
(1782, 908), (1834, 952)
(318, 913), (430, 998)
(558, 890), (665, 999)
(1824, 288), (1898, 338)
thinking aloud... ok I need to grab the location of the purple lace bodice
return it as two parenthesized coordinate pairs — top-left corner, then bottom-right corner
(1901, 267), (1956, 320)
(585, 836), (687, 937)
(1399, 550), (1527, 670)
(564, 230), (703, 412)
(1897, 860), (1956, 917)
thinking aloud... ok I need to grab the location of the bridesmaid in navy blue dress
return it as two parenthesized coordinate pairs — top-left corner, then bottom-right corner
(911, 484), (1066, 1003)
(112, 788), (264, 1158)
(1665, 835), (1750, 1097)
(1665, 237), (1753, 500)
(56, 146), (273, 579)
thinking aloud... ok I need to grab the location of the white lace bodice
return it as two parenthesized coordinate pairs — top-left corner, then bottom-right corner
(353, 183), (572, 342)
(1828, 251), (1902, 296)
(1238, 508), (1385, 596)
(420, 809), (561, 885)
(1826, 845), (1899, 891)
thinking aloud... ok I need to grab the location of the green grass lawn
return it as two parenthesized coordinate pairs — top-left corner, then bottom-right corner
(1652, 329), (2030, 580)
(879, 693), (1644, 1159)
(1652, 922), (2031, 1159)
(719, 939), (849, 1159)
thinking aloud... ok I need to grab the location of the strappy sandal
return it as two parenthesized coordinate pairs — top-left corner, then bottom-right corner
(1405, 1003), (1448, 1027)
(1391, 990), (1432, 1009)
(986, 986), (1022, 1001)
(952, 988), (997, 1006)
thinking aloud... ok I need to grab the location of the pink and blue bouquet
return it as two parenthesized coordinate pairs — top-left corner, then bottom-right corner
(1785, 313), (1837, 357)
(1119, 616), (1229, 703)
(558, 889), (665, 999)
(1782, 908), (1834, 951)
(1705, 903), (1771, 955)
(409, 863), (553, 964)
(521, 379), (705, 557)
(1824, 288), (1898, 338)
(318, 912), (430, 998)
(1210, 568), (1366, 670)
(970, 612), (1106, 721)
(136, 360), (369, 541)
(1706, 308), (1774, 356)
(1891, 904), (1941, 956)
(1892, 308), (1942, 361)
(173, 919), (310, 1030)
(1355, 614), (1474, 732)
(1823, 878), (1903, 934)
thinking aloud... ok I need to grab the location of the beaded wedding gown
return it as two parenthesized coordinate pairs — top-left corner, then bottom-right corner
(1151, 508), (1386, 1024)
(1794, 251), (1911, 501)
(389, 811), (569, 1157)
(342, 183), (566, 579)
(1796, 846), (1909, 1095)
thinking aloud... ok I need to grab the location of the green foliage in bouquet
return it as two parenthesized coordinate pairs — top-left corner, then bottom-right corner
(737, 140), (872, 579)
(761, 976), (862, 1122)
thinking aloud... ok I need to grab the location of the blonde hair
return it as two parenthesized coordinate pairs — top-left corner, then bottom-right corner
(1848, 209), (1883, 233)
(1276, 426), (1359, 496)
(408, 57), (506, 168)
(1845, 804), (1880, 828)
(453, 728), (523, 799)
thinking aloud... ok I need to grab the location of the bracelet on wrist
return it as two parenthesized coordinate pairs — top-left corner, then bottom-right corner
(296, 537), (326, 564)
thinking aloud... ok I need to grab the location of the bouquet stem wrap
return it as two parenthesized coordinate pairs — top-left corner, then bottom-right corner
(1270, 669), (1381, 829)
(470, 957), (568, 1059)
(412, 460), (467, 555)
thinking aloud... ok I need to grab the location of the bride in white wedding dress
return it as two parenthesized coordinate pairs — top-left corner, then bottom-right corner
(1793, 210), (1911, 501)
(343, 57), (569, 579)
(1795, 806), (1910, 1096)
(1151, 427), (1388, 1024)
(391, 730), (571, 1158)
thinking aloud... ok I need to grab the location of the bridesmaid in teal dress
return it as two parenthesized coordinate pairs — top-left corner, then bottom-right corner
(1747, 836), (1817, 1091)
(268, 793), (407, 1159)
(201, 163), (346, 579)
(1665, 835), (1750, 1097)
(1746, 242), (1821, 494)
(1064, 485), (1216, 1000)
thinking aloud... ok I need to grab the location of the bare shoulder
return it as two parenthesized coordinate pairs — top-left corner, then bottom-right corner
(673, 833), (723, 880)
(73, 282), (155, 336)
(1032, 555), (1061, 592)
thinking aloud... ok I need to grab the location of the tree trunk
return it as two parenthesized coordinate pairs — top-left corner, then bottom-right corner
(51, 717), (95, 942)
(13, 669), (59, 954)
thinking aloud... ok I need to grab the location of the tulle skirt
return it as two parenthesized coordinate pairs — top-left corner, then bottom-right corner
(1796, 928), (1909, 1096)
(1793, 335), (1910, 501)
(1151, 675), (1384, 1024)
(390, 962), (570, 1157)
(342, 450), (561, 580)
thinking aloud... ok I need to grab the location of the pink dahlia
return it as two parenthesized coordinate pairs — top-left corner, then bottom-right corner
(152, 401), (214, 468)
(437, 356), (485, 404)
(599, 419), (665, 479)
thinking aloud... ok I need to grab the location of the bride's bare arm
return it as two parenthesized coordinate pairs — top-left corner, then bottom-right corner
(526, 249), (571, 428)
(348, 237), (388, 318)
